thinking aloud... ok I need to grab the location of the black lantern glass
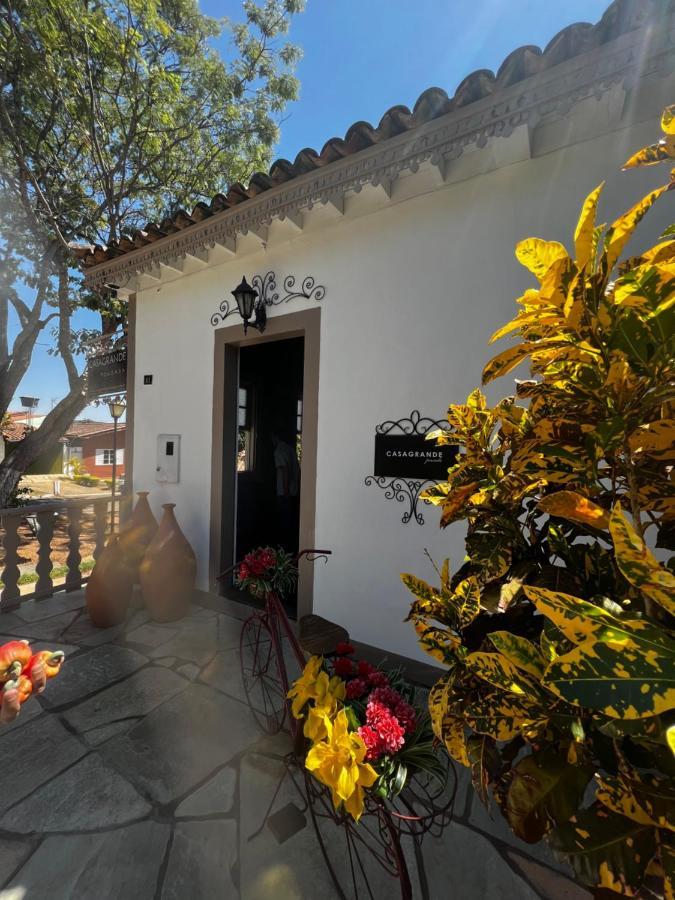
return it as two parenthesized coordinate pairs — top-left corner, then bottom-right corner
(232, 277), (258, 325)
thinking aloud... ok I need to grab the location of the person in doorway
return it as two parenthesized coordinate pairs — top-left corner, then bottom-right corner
(271, 428), (300, 551)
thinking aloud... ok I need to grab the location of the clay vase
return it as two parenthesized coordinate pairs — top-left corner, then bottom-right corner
(139, 503), (197, 622)
(118, 491), (159, 582)
(85, 535), (134, 627)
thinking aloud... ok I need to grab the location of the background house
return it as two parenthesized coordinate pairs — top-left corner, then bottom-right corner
(61, 421), (126, 478)
(0, 415), (125, 478)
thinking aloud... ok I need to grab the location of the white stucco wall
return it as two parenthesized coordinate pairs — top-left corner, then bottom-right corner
(131, 92), (674, 661)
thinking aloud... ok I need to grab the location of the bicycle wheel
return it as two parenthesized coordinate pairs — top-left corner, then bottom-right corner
(304, 770), (412, 900)
(240, 613), (287, 734)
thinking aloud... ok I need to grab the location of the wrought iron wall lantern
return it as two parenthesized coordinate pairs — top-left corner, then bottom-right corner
(231, 276), (266, 334)
(211, 272), (326, 328)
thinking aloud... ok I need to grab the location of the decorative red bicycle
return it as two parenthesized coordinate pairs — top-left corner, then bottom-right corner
(222, 548), (455, 899)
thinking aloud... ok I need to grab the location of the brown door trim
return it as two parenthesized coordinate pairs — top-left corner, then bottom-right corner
(210, 307), (320, 619)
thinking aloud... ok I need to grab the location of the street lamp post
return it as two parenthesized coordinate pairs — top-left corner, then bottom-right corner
(107, 399), (126, 532)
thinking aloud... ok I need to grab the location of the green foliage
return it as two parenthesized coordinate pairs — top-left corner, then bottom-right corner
(403, 113), (675, 896)
(0, 0), (304, 503)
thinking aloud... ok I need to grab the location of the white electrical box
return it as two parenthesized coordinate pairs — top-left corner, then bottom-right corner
(156, 434), (180, 483)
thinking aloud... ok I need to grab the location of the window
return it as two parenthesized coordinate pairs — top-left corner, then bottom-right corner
(237, 387), (253, 472)
(95, 448), (124, 466)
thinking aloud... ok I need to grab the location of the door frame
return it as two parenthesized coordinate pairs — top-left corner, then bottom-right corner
(210, 307), (321, 619)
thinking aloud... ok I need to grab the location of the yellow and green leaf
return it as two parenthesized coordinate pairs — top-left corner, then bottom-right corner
(543, 637), (675, 719)
(539, 490), (610, 530)
(574, 183), (604, 269)
(610, 506), (675, 616)
(516, 238), (568, 281)
(596, 774), (675, 832)
(627, 419), (675, 461)
(488, 631), (545, 678)
(550, 805), (657, 895)
(605, 187), (668, 271)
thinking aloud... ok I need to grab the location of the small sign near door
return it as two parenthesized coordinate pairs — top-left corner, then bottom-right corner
(374, 434), (457, 480)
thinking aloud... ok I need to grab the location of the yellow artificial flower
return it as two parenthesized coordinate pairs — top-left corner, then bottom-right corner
(305, 709), (378, 821)
(288, 657), (346, 723)
(288, 656), (323, 718)
(303, 670), (345, 741)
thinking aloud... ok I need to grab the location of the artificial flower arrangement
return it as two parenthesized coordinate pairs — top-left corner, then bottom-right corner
(288, 643), (444, 821)
(235, 546), (297, 600)
(0, 640), (65, 723)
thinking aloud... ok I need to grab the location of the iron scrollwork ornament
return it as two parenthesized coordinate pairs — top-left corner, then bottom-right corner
(211, 272), (325, 326)
(365, 410), (448, 526)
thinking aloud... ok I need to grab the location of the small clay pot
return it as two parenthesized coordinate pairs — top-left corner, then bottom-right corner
(85, 535), (134, 627)
(139, 503), (197, 622)
(118, 491), (158, 581)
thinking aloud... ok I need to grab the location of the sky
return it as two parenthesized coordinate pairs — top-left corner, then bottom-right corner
(10, 0), (610, 422)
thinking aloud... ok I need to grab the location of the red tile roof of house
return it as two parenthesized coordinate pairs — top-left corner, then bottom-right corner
(72, 0), (658, 272)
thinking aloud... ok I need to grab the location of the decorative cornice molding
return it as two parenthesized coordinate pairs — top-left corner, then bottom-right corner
(84, 20), (675, 294)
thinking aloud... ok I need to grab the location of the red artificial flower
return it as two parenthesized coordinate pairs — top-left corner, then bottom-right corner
(345, 678), (368, 700)
(357, 660), (376, 677)
(369, 686), (417, 735)
(333, 657), (356, 678)
(335, 642), (354, 656)
(367, 670), (389, 688)
(357, 724), (384, 760)
(364, 699), (405, 755)
(238, 563), (250, 580)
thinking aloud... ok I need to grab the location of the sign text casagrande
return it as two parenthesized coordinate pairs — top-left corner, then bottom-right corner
(373, 434), (457, 480)
(87, 346), (127, 397)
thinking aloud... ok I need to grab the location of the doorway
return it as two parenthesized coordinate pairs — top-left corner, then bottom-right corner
(235, 337), (304, 608)
(211, 307), (320, 620)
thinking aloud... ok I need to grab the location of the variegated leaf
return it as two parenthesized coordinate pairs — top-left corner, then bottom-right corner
(550, 804), (657, 895)
(596, 774), (675, 832)
(574, 183), (604, 269)
(428, 676), (469, 766)
(507, 751), (592, 843)
(623, 141), (672, 170)
(463, 690), (547, 742)
(516, 238), (568, 281)
(488, 631), (545, 678)
(610, 505), (675, 616)
(605, 187), (668, 270)
(663, 104), (675, 135)
(543, 637), (675, 719)
(413, 620), (460, 664)
(466, 734), (500, 807)
(523, 585), (674, 652)
(465, 651), (543, 697)
(539, 490), (610, 529)
(452, 577), (481, 627)
(482, 342), (537, 384)
(627, 419), (675, 461)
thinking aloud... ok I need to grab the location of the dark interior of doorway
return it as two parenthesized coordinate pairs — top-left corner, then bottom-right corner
(235, 336), (304, 615)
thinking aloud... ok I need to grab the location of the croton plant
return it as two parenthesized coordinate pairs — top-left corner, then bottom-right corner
(402, 108), (675, 896)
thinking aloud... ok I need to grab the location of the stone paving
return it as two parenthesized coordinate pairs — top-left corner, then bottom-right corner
(0, 590), (589, 899)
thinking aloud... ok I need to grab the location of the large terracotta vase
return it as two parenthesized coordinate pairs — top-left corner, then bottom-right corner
(85, 535), (134, 627)
(139, 504), (197, 622)
(118, 491), (158, 581)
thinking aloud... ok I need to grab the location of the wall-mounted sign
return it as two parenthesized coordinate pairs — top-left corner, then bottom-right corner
(88, 346), (127, 397)
(365, 410), (459, 526)
(374, 434), (456, 480)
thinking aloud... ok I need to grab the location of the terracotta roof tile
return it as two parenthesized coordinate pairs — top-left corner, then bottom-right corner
(72, 0), (662, 271)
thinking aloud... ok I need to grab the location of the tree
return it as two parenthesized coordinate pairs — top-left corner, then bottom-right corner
(403, 110), (675, 896)
(0, 0), (304, 505)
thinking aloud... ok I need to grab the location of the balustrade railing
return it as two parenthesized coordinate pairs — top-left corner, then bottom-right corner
(0, 496), (118, 612)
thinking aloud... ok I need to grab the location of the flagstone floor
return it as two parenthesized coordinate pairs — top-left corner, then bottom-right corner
(0, 590), (588, 900)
